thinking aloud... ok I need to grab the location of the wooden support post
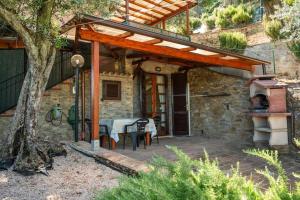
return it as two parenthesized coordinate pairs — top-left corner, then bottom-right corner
(91, 41), (100, 151)
(162, 20), (166, 30)
(125, 0), (129, 22)
(80, 71), (86, 140)
(186, 5), (190, 35)
(152, 75), (157, 117)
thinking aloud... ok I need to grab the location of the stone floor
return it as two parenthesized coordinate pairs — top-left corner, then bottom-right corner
(114, 135), (300, 189)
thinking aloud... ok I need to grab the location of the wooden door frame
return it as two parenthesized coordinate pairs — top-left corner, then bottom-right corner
(171, 72), (190, 136)
(141, 71), (169, 136)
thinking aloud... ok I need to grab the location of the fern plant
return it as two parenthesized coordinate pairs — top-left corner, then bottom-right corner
(95, 146), (300, 200)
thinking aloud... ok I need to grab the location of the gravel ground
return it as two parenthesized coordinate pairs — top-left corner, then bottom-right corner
(0, 146), (121, 200)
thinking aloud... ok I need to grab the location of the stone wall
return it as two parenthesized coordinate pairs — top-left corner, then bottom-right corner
(191, 23), (300, 79)
(0, 79), (75, 143)
(188, 68), (253, 146)
(84, 72), (135, 119)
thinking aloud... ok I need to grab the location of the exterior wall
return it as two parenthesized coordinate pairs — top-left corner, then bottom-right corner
(188, 68), (253, 145)
(84, 72), (134, 119)
(0, 79), (75, 143)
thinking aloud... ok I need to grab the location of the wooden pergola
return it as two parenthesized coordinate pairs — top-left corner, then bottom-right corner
(113, 0), (197, 31)
(62, 14), (269, 150)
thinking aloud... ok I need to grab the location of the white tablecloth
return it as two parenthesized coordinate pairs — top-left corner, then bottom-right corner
(100, 118), (157, 143)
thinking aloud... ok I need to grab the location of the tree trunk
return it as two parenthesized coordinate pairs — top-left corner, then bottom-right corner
(0, 42), (66, 174)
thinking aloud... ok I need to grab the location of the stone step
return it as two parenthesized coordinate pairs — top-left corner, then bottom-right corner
(69, 142), (150, 176)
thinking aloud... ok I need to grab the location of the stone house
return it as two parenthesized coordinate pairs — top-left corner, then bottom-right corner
(0, 2), (273, 149)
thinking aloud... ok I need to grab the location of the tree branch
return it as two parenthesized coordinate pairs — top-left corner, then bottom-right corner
(0, 2), (39, 60)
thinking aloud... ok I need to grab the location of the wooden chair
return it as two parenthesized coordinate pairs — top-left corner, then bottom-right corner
(151, 115), (161, 145)
(123, 118), (149, 151)
(85, 118), (111, 149)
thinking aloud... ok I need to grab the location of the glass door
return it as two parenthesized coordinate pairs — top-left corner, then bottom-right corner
(143, 73), (168, 136)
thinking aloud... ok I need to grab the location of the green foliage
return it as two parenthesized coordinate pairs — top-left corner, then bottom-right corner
(96, 146), (300, 200)
(215, 8), (231, 28)
(264, 19), (283, 41)
(190, 17), (202, 31)
(218, 32), (247, 53)
(201, 13), (216, 30)
(201, 4), (253, 30)
(272, 0), (300, 41)
(283, 0), (296, 6)
(288, 41), (300, 60)
(232, 5), (253, 25)
(1, 0), (120, 44)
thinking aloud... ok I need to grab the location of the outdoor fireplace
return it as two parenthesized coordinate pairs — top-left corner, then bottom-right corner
(250, 94), (269, 112)
(249, 75), (291, 147)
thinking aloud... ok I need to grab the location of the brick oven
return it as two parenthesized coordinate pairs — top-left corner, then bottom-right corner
(249, 75), (291, 147)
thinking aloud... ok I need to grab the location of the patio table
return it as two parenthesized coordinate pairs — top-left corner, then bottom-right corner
(100, 118), (157, 143)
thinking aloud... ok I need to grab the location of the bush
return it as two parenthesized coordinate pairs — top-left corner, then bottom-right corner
(201, 4), (254, 30)
(232, 5), (253, 25)
(284, 0), (295, 6)
(288, 41), (300, 60)
(218, 32), (247, 53)
(264, 19), (283, 41)
(95, 146), (300, 200)
(190, 17), (202, 31)
(201, 13), (215, 30)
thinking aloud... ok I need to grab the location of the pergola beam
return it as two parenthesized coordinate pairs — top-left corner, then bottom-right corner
(127, 0), (165, 16)
(150, 2), (197, 26)
(141, 0), (174, 12)
(120, 4), (160, 20)
(79, 29), (253, 71)
(144, 39), (162, 45)
(117, 8), (153, 23)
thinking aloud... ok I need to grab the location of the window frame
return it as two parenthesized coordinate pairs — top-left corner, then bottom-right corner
(102, 80), (122, 101)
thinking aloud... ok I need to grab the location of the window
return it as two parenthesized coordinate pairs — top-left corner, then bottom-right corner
(102, 80), (121, 100)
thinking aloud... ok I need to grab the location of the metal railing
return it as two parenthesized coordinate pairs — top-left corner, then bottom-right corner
(0, 50), (79, 114)
(0, 72), (25, 113)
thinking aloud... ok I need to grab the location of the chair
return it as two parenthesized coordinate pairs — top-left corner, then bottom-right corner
(151, 115), (161, 145)
(123, 118), (149, 151)
(85, 118), (111, 150)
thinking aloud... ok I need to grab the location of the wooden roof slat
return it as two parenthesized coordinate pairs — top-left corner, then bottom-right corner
(125, 1), (165, 17)
(79, 29), (254, 71)
(150, 2), (197, 25)
(180, 47), (197, 52)
(163, 0), (186, 8)
(140, 0), (174, 13)
(73, 15), (269, 66)
(120, 4), (160, 20)
(117, 8), (153, 23)
(117, 32), (134, 38)
(144, 38), (163, 44)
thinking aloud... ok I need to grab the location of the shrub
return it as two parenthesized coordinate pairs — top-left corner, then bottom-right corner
(288, 41), (300, 60)
(218, 32), (247, 53)
(190, 17), (202, 31)
(232, 5), (253, 25)
(264, 19), (283, 41)
(201, 4), (254, 30)
(201, 13), (215, 30)
(284, 0), (295, 6)
(96, 146), (300, 200)
(215, 8), (232, 28)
